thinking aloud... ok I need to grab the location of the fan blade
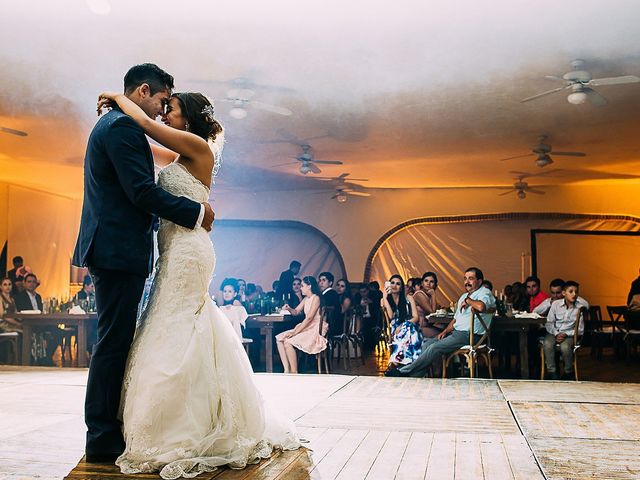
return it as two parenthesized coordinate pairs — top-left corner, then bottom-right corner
(500, 153), (534, 161)
(330, 194), (339, 199)
(250, 100), (292, 116)
(526, 188), (546, 195)
(270, 161), (298, 168)
(0, 126), (28, 136)
(498, 191), (513, 196)
(309, 163), (322, 174)
(589, 75), (640, 86)
(347, 191), (371, 197)
(520, 86), (566, 103)
(551, 151), (586, 157)
(313, 160), (343, 165)
(585, 88), (607, 107)
(544, 75), (565, 82)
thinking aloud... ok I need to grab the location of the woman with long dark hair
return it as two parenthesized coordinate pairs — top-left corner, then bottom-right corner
(382, 274), (421, 368)
(413, 271), (441, 338)
(336, 278), (352, 314)
(275, 276), (328, 373)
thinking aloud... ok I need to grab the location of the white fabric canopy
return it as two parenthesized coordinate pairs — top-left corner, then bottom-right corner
(209, 220), (346, 294)
(370, 216), (640, 309)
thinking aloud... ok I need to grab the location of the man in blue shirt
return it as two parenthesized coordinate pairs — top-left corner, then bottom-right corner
(386, 267), (495, 378)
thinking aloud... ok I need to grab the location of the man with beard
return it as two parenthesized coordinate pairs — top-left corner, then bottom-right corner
(386, 267), (495, 378)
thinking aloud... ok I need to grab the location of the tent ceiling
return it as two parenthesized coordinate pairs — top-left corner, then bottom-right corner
(2, 0), (640, 197)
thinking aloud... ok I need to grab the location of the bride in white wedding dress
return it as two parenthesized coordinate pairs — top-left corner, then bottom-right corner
(96, 91), (300, 479)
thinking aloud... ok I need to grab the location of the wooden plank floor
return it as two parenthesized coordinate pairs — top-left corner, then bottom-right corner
(3, 366), (640, 479)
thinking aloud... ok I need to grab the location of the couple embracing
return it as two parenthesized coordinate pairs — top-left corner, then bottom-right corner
(73, 63), (299, 479)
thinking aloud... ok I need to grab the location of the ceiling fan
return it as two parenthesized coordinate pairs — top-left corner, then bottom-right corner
(271, 144), (343, 175)
(521, 59), (640, 106)
(313, 173), (369, 184)
(497, 170), (561, 200)
(0, 126), (28, 137)
(330, 186), (371, 203)
(311, 173), (371, 202)
(500, 135), (585, 167)
(220, 88), (292, 119)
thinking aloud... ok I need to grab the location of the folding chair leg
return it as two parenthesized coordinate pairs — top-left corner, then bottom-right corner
(324, 352), (330, 373)
(574, 358), (579, 381)
(317, 354), (322, 374)
(540, 348), (545, 380)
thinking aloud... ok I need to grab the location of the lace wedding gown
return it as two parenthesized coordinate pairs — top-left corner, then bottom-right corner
(116, 151), (300, 479)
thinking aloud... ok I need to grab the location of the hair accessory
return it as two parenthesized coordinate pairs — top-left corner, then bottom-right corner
(201, 104), (215, 121)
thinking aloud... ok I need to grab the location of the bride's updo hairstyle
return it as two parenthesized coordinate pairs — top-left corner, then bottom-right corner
(172, 92), (223, 141)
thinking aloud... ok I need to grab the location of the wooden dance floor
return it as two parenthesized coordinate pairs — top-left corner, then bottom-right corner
(1, 367), (640, 479)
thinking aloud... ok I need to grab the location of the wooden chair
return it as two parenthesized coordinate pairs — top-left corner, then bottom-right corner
(618, 309), (640, 361)
(347, 310), (366, 365)
(442, 307), (494, 379)
(0, 332), (20, 364)
(330, 310), (352, 370)
(316, 306), (332, 374)
(540, 306), (586, 381)
(584, 305), (613, 359)
(376, 307), (391, 355)
(606, 305), (628, 358)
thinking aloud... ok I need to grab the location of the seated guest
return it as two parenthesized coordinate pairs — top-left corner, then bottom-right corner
(220, 278), (242, 306)
(14, 273), (43, 312)
(368, 280), (384, 331)
(287, 277), (304, 309)
(0, 277), (21, 333)
(319, 272), (342, 335)
(354, 284), (375, 348)
(7, 256), (24, 295)
(265, 281), (279, 300)
(386, 267), (495, 377)
(15, 274), (59, 366)
(383, 275), (421, 369)
(482, 280), (493, 291)
(336, 278), (352, 314)
(510, 281), (529, 312)
(533, 278), (565, 315)
(543, 280), (589, 380)
(236, 278), (247, 304)
(526, 276), (549, 313)
(406, 277), (421, 296)
(287, 277), (305, 326)
(626, 268), (640, 329)
(413, 272), (440, 338)
(276, 276), (328, 374)
(76, 275), (95, 301)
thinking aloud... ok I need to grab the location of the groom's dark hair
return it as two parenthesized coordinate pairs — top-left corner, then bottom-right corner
(124, 63), (174, 95)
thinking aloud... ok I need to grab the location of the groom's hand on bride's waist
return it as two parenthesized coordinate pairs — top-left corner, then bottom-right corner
(201, 202), (215, 232)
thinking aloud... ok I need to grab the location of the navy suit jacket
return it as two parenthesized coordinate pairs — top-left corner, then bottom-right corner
(72, 109), (201, 276)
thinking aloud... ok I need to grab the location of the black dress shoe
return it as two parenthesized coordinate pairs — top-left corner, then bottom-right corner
(545, 372), (558, 380)
(85, 452), (121, 463)
(384, 368), (408, 377)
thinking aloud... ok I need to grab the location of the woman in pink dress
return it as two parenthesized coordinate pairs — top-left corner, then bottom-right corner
(275, 276), (328, 373)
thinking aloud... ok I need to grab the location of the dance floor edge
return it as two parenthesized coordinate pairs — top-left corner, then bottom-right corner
(1, 366), (639, 479)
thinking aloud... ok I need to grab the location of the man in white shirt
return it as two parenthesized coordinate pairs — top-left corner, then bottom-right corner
(387, 267), (495, 378)
(543, 280), (589, 380)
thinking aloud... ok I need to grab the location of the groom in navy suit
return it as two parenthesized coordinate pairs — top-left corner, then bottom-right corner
(73, 64), (214, 463)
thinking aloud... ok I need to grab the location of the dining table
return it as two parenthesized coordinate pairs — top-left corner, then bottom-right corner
(245, 313), (295, 373)
(425, 312), (545, 379)
(14, 312), (97, 368)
